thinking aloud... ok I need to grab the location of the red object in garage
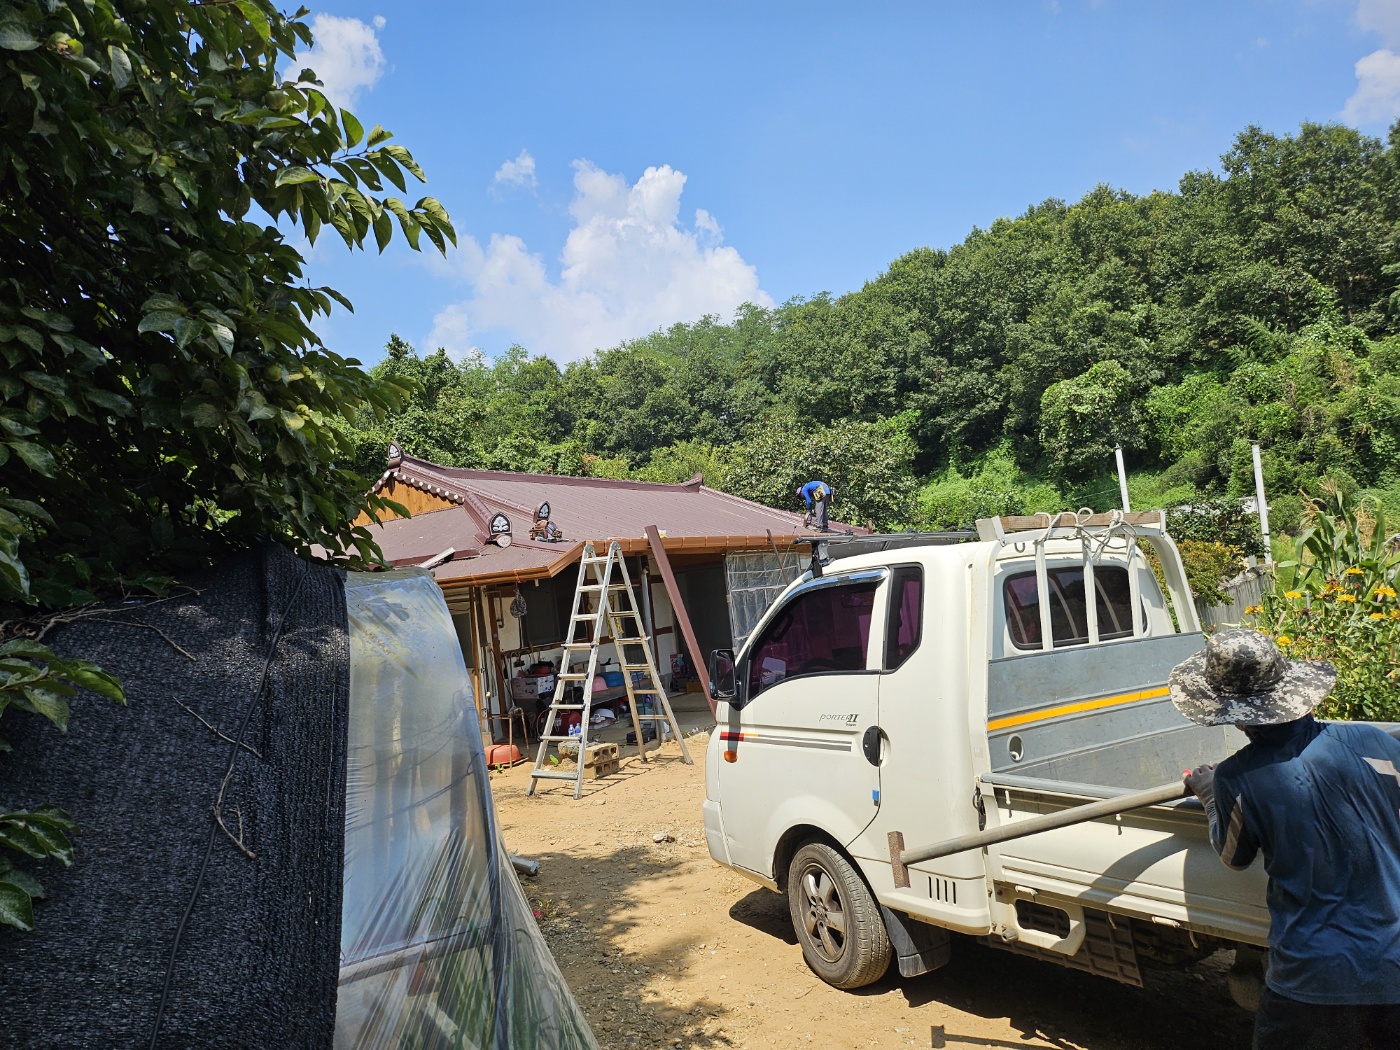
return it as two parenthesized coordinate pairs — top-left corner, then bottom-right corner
(485, 743), (523, 766)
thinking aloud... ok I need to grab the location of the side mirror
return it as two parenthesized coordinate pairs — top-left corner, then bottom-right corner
(709, 648), (736, 702)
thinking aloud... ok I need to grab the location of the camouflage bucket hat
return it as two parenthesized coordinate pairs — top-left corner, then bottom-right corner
(1169, 628), (1336, 727)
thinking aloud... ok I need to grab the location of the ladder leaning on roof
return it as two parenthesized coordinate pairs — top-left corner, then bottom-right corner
(528, 540), (692, 798)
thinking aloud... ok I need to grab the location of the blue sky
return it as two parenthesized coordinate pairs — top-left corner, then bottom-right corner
(289, 1), (1400, 367)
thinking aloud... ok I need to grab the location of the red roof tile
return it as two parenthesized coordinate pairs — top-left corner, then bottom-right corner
(364, 455), (865, 586)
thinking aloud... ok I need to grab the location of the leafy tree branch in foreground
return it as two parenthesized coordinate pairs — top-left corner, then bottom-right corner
(0, 0), (453, 927)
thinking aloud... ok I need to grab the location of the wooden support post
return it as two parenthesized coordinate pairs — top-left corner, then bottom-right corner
(465, 591), (489, 744)
(644, 525), (716, 718)
(484, 588), (507, 737)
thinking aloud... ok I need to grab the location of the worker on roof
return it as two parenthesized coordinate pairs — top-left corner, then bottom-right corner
(796, 480), (833, 532)
(1171, 629), (1400, 1050)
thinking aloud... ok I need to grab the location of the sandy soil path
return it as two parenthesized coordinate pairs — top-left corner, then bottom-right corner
(492, 736), (1253, 1050)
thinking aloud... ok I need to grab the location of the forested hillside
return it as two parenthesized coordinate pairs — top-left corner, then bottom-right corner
(353, 121), (1400, 533)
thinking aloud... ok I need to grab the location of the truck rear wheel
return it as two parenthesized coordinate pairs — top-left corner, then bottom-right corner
(786, 841), (892, 989)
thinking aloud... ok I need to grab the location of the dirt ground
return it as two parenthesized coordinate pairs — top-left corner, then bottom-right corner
(490, 732), (1256, 1050)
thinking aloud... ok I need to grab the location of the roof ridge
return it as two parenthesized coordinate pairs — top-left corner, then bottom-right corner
(429, 464), (705, 493)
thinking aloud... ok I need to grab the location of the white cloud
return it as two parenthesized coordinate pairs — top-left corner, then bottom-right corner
(291, 14), (387, 111)
(1343, 1), (1400, 125)
(1343, 48), (1400, 124)
(1357, 0), (1400, 45)
(428, 161), (771, 361)
(493, 149), (538, 190)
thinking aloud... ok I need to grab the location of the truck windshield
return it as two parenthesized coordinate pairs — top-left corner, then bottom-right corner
(1003, 566), (1135, 649)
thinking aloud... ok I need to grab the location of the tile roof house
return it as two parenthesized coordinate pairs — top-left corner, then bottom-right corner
(357, 445), (865, 737)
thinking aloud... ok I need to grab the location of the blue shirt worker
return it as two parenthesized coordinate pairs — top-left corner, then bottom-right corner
(796, 480), (833, 532)
(1170, 628), (1400, 1050)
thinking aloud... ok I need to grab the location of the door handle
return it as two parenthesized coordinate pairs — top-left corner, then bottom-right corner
(861, 725), (884, 766)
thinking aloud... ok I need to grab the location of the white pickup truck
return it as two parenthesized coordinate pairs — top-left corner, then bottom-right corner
(703, 511), (1272, 998)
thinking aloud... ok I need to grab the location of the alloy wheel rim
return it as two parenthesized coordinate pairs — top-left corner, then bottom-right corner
(798, 863), (848, 962)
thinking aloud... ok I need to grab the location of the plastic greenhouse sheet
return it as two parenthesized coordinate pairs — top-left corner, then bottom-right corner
(338, 568), (598, 1050)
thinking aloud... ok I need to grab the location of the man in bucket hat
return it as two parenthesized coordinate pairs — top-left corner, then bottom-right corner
(1171, 628), (1400, 1049)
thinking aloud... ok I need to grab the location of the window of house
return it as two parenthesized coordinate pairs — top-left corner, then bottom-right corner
(747, 580), (879, 699)
(1004, 566), (1136, 650)
(884, 567), (923, 670)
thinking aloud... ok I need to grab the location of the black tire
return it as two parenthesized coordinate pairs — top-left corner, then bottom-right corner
(786, 841), (892, 989)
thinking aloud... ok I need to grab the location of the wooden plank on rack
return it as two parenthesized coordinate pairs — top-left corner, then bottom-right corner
(644, 525), (716, 718)
(998, 510), (1165, 532)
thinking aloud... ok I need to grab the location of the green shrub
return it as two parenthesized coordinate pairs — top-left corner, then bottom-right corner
(912, 446), (1062, 530)
(1177, 540), (1245, 607)
(1169, 497), (1267, 558)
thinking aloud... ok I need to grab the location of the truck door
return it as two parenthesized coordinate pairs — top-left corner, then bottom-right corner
(850, 561), (994, 931)
(718, 570), (886, 878)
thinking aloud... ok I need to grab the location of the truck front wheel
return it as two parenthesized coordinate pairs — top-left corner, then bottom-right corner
(786, 842), (892, 989)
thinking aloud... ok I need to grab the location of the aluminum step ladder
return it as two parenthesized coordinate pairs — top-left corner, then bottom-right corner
(527, 540), (692, 798)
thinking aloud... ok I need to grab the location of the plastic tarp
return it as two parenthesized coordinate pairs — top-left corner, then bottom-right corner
(337, 568), (597, 1050)
(724, 550), (804, 650)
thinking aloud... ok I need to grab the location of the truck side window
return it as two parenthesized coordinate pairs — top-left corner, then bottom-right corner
(1004, 566), (1135, 650)
(747, 580), (879, 700)
(884, 567), (923, 670)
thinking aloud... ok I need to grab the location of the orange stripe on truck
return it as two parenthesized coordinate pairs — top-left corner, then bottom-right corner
(986, 685), (1171, 732)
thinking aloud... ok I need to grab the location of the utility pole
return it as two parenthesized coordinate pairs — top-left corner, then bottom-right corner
(1114, 446), (1131, 512)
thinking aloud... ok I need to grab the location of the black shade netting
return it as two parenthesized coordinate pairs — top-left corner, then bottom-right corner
(0, 543), (350, 1049)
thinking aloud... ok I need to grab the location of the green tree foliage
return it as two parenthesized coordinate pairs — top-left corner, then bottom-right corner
(1039, 360), (1147, 482)
(0, 0), (452, 926)
(720, 413), (919, 529)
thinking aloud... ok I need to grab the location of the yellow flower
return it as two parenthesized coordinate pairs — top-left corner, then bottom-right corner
(1276, 635), (1293, 646)
(1245, 604), (1263, 615)
(1375, 585), (1397, 599)
(1324, 582), (1342, 593)
(1372, 612), (1386, 620)
(1337, 594), (1358, 603)
(1346, 567), (1365, 576)
(1285, 590), (1303, 599)
(1391, 610), (1400, 621)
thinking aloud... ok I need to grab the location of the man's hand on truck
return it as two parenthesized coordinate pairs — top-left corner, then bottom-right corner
(1183, 763), (1215, 805)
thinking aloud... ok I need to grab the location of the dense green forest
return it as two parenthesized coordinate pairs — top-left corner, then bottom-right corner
(353, 120), (1400, 539)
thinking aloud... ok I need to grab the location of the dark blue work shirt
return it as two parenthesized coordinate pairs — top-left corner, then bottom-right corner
(799, 480), (831, 510)
(1208, 716), (1400, 1004)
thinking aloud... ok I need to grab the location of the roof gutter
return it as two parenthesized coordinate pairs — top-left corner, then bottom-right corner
(432, 533), (806, 590)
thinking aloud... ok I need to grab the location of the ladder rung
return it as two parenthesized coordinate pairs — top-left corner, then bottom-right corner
(562, 644), (594, 650)
(613, 636), (648, 643)
(630, 688), (664, 695)
(548, 703), (585, 710)
(530, 770), (583, 781)
(620, 663), (652, 672)
(582, 556), (609, 565)
(539, 733), (584, 742)
(557, 673), (589, 681)
(572, 613), (601, 621)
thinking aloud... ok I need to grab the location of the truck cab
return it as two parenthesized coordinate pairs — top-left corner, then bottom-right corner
(703, 512), (1268, 993)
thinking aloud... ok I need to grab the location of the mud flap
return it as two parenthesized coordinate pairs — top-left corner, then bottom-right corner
(879, 906), (952, 978)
